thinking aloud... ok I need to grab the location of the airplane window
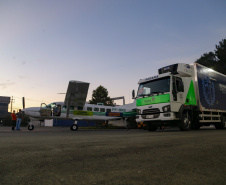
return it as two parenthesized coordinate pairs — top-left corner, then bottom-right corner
(47, 103), (56, 108)
(94, 107), (99, 112)
(100, 108), (105, 112)
(87, 107), (92, 111)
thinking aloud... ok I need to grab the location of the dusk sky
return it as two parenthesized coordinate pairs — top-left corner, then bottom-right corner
(1, 0), (226, 110)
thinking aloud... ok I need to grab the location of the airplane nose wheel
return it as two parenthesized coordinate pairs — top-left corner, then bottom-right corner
(28, 125), (34, 131)
(70, 124), (78, 131)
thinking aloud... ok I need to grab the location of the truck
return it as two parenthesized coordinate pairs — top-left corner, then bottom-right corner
(133, 63), (226, 131)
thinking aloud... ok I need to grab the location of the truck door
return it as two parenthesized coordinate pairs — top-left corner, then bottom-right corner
(172, 76), (184, 110)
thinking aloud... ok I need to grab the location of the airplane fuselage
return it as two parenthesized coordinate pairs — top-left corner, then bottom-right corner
(24, 102), (136, 122)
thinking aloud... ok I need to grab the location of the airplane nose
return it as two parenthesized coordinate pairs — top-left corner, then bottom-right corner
(22, 108), (26, 114)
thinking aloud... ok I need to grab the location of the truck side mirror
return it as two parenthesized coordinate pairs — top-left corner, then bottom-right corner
(132, 90), (135, 99)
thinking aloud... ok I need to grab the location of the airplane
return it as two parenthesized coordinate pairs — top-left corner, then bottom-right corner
(23, 80), (137, 131)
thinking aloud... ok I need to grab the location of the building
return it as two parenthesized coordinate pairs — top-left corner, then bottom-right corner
(0, 96), (10, 120)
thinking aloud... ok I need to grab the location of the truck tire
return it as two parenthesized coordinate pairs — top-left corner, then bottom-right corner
(215, 116), (226, 129)
(179, 112), (191, 131)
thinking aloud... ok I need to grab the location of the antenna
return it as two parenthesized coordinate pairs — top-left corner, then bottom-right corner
(10, 96), (15, 112)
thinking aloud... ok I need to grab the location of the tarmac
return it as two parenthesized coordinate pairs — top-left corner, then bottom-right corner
(0, 126), (226, 185)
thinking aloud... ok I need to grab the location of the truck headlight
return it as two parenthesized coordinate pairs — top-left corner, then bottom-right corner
(162, 105), (170, 112)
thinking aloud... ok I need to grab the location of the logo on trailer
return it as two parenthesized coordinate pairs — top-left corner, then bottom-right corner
(202, 76), (215, 106)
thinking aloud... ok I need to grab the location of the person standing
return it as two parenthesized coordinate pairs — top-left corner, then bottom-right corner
(11, 110), (17, 130)
(16, 109), (23, 131)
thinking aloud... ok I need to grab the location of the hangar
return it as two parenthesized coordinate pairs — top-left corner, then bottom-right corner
(0, 96), (10, 121)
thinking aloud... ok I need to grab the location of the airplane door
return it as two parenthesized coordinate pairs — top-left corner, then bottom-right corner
(40, 103), (52, 116)
(53, 104), (61, 116)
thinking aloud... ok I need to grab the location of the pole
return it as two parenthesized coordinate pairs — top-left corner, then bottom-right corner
(66, 94), (71, 118)
(11, 96), (13, 112)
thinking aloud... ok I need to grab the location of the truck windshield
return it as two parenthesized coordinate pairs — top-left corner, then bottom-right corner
(137, 77), (170, 97)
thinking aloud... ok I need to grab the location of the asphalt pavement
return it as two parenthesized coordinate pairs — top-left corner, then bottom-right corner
(0, 126), (225, 185)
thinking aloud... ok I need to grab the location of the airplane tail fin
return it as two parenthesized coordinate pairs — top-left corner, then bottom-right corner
(64, 81), (90, 109)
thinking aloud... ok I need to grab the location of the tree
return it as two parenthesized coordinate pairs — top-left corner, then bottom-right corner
(195, 52), (217, 70)
(3, 114), (30, 126)
(89, 85), (114, 106)
(195, 38), (226, 75)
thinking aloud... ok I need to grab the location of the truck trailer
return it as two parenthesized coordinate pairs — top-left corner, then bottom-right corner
(134, 63), (226, 131)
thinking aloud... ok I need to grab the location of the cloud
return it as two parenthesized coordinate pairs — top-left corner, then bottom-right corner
(0, 82), (16, 89)
(18, 76), (26, 79)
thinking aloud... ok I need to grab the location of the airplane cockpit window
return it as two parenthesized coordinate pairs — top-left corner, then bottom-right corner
(46, 103), (56, 109)
(62, 106), (74, 110)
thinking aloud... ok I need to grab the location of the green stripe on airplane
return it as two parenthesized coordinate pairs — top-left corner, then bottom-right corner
(73, 110), (93, 116)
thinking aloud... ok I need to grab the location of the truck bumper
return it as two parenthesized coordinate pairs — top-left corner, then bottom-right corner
(136, 112), (179, 123)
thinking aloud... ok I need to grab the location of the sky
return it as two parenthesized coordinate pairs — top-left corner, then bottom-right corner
(0, 0), (226, 110)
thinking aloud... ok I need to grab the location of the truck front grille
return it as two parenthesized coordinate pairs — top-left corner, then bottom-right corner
(142, 108), (160, 115)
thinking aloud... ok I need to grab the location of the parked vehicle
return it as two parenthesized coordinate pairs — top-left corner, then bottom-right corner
(133, 63), (226, 131)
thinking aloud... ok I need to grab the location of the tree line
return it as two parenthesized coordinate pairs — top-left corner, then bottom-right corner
(195, 38), (226, 75)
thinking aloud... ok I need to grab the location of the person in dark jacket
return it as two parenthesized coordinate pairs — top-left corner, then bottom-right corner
(16, 109), (23, 130)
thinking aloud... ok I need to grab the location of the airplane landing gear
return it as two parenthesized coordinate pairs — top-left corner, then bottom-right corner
(70, 124), (78, 131)
(28, 125), (34, 131)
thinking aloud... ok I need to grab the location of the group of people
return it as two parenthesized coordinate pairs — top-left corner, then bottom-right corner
(11, 109), (23, 131)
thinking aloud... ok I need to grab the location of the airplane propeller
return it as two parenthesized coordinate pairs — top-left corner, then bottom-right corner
(22, 97), (25, 109)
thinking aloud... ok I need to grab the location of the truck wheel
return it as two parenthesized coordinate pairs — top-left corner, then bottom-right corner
(70, 124), (78, 131)
(179, 112), (191, 131)
(215, 116), (226, 129)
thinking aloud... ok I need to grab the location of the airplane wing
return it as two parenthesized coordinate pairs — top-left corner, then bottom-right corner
(64, 81), (90, 108)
